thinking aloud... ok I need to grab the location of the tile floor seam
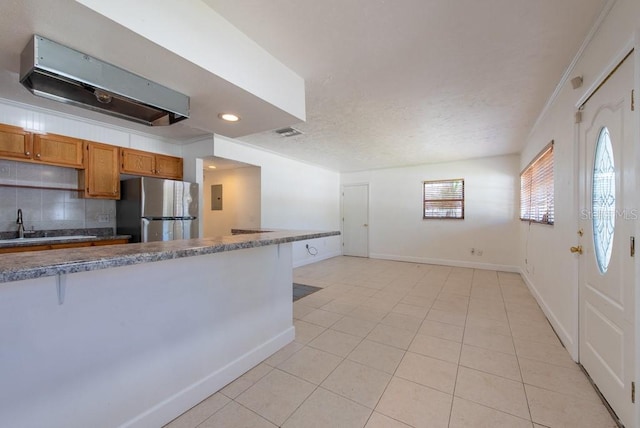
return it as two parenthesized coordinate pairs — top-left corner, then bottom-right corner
(364, 314), (413, 426)
(230, 397), (282, 427)
(192, 398), (241, 428)
(307, 328), (366, 359)
(447, 286), (466, 428)
(277, 382), (322, 427)
(516, 354), (580, 370)
(520, 378), (604, 403)
(374, 377), (454, 426)
(453, 373), (531, 420)
(506, 294), (535, 425)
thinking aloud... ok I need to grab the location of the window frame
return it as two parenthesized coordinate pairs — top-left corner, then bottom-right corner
(422, 178), (465, 220)
(520, 141), (554, 225)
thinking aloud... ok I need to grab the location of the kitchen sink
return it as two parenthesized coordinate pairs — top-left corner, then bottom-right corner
(0, 235), (98, 244)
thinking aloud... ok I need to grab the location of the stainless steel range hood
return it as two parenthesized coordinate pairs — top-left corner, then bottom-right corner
(19, 35), (189, 126)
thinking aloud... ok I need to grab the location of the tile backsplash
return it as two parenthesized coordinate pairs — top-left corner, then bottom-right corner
(0, 159), (116, 233)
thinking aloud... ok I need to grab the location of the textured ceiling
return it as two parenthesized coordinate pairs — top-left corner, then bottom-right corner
(205, 0), (608, 172)
(0, 1), (609, 172)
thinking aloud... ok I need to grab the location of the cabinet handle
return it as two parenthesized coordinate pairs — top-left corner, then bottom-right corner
(36, 153), (41, 158)
(25, 151), (30, 156)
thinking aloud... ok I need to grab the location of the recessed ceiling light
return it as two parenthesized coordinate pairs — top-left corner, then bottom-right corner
(218, 113), (240, 122)
(208, 165), (217, 169)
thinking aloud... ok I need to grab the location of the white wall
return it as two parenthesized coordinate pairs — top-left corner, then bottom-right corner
(202, 166), (261, 237)
(213, 135), (342, 266)
(0, 244), (294, 427)
(519, 0), (640, 360)
(342, 155), (520, 271)
(0, 99), (183, 233)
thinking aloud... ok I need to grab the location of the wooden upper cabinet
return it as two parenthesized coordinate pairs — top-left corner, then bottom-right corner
(0, 126), (84, 168)
(33, 134), (84, 168)
(120, 147), (155, 176)
(79, 141), (120, 199)
(155, 154), (183, 180)
(120, 147), (183, 180)
(0, 123), (33, 161)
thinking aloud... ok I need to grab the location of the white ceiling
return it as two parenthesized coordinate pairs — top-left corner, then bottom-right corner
(205, 0), (608, 172)
(0, 1), (609, 172)
(203, 156), (256, 171)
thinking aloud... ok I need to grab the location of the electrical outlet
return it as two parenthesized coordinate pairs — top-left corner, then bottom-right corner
(97, 214), (110, 223)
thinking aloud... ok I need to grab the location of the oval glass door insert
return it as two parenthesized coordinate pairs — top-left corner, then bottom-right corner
(592, 127), (615, 274)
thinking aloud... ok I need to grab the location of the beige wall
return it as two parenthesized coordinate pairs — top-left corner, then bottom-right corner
(342, 154), (520, 271)
(202, 166), (261, 237)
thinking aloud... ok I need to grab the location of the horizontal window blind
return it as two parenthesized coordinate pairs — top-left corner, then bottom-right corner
(520, 142), (554, 225)
(423, 179), (464, 219)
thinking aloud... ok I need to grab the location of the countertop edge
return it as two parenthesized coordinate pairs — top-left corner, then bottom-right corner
(0, 235), (131, 248)
(0, 230), (340, 284)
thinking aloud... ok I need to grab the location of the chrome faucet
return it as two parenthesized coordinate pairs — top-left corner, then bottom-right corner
(17, 208), (25, 239)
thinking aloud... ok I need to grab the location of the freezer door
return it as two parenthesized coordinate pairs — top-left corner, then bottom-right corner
(141, 177), (176, 217)
(175, 181), (199, 218)
(142, 218), (198, 242)
(175, 219), (199, 240)
(142, 218), (176, 242)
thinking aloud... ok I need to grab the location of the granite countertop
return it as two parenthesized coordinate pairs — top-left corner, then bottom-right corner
(0, 230), (340, 284)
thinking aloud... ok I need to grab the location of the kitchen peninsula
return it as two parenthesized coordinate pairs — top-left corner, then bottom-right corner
(0, 230), (339, 428)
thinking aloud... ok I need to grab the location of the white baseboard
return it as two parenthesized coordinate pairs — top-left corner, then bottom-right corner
(369, 253), (520, 273)
(125, 327), (295, 428)
(518, 268), (577, 361)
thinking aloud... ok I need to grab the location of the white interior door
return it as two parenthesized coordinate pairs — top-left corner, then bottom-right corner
(578, 51), (636, 427)
(342, 184), (369, 257)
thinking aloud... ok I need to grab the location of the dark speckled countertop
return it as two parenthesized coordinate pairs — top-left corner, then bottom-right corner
(0, 230), (340, 283)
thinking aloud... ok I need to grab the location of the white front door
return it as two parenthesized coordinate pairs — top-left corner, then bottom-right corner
(342, 184), (369, 257)
(578, 51), (636, 427)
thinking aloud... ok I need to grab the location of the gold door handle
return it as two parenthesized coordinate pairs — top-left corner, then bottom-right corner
(570, 245), (583, 254)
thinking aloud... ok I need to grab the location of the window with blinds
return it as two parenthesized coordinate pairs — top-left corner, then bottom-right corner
(520, 142), (554, 225)
(423, 179), (464, 219)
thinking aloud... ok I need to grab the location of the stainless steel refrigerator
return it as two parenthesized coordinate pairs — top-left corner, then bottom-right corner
(116, 177), (199, 243)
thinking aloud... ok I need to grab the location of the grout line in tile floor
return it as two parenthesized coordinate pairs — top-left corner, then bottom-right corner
(164, 257), (618, 428)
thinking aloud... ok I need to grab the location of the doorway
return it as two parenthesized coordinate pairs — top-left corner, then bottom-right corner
(577, 50), (636, 427)
(342, 184), (369, 257)
(202, 156), (261, 237)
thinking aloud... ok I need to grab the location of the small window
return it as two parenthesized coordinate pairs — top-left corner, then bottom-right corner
(520, 142), (554, 225)
(423, 179), (464, 219)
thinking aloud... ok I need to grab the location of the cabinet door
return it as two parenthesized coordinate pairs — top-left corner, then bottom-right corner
(120, 148), (155, 175)
(33, 133), (84, 168)
(0, 123), (33, 161)
(82, 141), (120, 199)
(155, 154), (183, 179)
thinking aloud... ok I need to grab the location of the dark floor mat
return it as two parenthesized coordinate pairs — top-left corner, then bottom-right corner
(293, 283), (322, 301)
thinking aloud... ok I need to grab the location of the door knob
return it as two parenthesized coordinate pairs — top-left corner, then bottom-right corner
(570, 245), (583, 254)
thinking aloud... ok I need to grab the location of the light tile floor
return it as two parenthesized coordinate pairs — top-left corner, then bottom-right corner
(165, 257), (617, 428)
